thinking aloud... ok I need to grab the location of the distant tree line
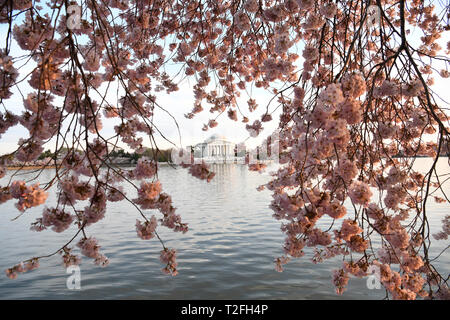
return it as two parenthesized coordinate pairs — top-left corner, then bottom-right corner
(109, 148), (172, 163)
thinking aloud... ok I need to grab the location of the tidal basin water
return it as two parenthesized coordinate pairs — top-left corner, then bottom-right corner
(0, 158), (448, 299)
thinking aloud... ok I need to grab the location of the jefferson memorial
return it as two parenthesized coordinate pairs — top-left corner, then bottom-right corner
(193, 134), (244, 163)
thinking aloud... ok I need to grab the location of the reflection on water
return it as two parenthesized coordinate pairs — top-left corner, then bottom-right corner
(0, 158), (448, 299)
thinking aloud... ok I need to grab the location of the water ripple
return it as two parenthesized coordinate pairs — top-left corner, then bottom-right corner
(0, 160), (448, 299)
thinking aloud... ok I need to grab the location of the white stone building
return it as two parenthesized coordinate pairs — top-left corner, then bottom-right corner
(194, 134), (243, 163)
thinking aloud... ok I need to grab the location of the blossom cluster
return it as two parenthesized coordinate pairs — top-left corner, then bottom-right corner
(60, 247), (82, 268)
(9, 181), (48, 212)
(30, 207), (74, 233)
(5, 258), (40, 279)
(160, 248), (178, 276)
(136, 216), (158, 240)
(77, 237), (109, 267)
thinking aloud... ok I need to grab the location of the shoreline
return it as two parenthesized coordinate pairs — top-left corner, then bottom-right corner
(6, 165), (57, 170)
(5, 163), (171, 170)
(4, 155), (448, 170)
